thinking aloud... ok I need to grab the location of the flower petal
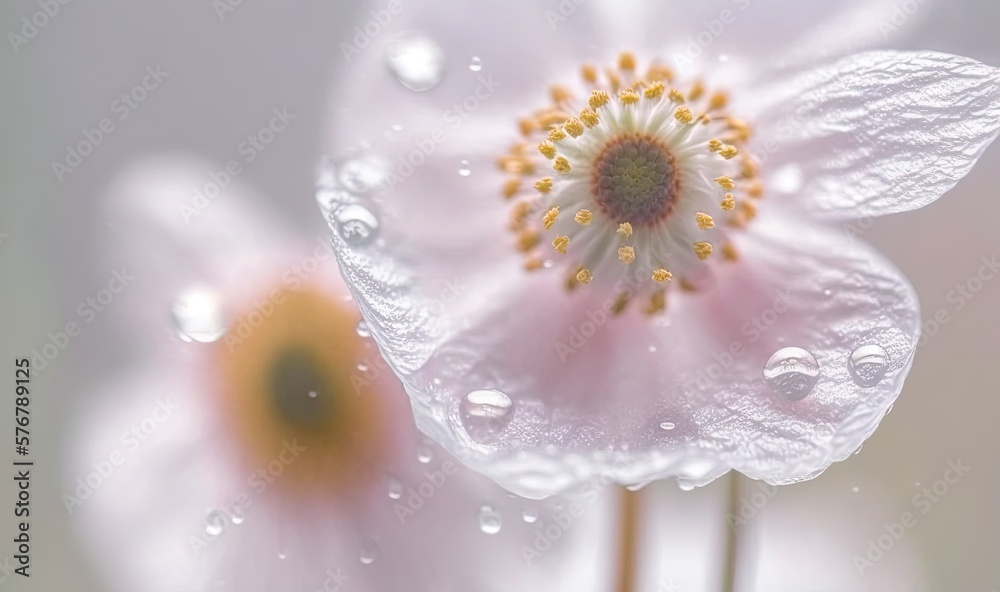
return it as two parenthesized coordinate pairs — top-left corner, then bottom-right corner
(332, 207), (920, 497)
(748, 51), (1000, 219)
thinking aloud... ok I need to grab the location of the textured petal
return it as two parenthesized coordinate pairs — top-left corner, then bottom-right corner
(331, 207), (920, 497)
(747, 51), (1000, 219)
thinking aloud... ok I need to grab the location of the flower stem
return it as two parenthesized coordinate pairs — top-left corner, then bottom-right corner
(616, 487), (640, 592)
(721, 471), (755, 592)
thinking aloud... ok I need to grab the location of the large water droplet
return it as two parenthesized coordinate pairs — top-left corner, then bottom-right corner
(460, 389), (514, 442)
(416, 445), (433, 464)
(387, 474), (403, 500)
(384, 34), (446, 92)
(334, 204), (380, 246)
(763, 347), (819, 401)
(205, 509), (225, 536)
(469, 56), (482, 72)
(359, 539), (380, 565)
(171, 289), (228, 343)
(478, 504), (502, 534)
(848, 344), (890, 387)
(522, 507), (539, 523)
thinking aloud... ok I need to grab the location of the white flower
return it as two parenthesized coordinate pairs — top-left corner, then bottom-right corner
(322, 0), (1000, 498)
(66, 157), (605, 592)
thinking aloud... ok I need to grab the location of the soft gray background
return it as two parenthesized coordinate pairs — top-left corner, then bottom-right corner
(1, 1), (999, 590)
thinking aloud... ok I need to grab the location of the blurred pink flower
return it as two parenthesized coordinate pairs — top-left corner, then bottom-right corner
(67, 157), (608, 592)
(323, 0), (1000, 497)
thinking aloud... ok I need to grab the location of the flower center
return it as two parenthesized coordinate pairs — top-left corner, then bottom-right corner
(216, 287), (390, 497)
(593, 135), (677, 226)
(498, 53), (763, 314)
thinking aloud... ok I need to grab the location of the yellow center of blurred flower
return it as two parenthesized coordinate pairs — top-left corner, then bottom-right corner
(216, 287), (390, 498)
(501, 53), (763, 314)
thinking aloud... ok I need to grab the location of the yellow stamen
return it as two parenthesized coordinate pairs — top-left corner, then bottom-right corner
(519, 118), (537, 136)
(644, 81), (665, 100)
(576, 267), (593, 284)
(575, 209), (593, 226)
(553, 157), (571, 173)
(509, 201), (531, 229)
(564, 118), (585, 138)
(741, 200), (758, 221)
(715, 176), (736, 190)
(580, 109), (600, 128)
(589, 90), (611, 109)
(668, 89), (685, 103)
(652, 269), (673, 283)
(721, 194), (736, 211)
(618, 246), (636, 264)
(747, 181), (764, 198)
(538, 142), (557, 160)
(617, 223), (633, 238)
(581, 63), (599, 85)
(674, 106), (694, 124)
(547, 127), (567, 142)
(524, 256), (544, 271)
(741, 159), (759, 179)
(647, 64), (674, 82)
(719, 145), (739, 160)
(709, 92), (728, 110)
(688, 81), (705, 101)
(693, 242), (713, 260)
(696, 212), (715, 230)
(610, 292), (630, 315)
(708, 139), (723, 153)
(543, 207), (559, 230)
(618, 52), (637, 71)
(502, 178), (521, 199)
(517, 230), (540, 252)
(552, 235), (570, 254)
(619, 89), (640, 105)
(722, 243), (739, 261)
(550, 84), (573, 104)
(646, 290), (666, 315)
(535, 177), (554, 193)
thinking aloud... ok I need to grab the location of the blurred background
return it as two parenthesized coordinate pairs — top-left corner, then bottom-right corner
(1, 0), (999, 590)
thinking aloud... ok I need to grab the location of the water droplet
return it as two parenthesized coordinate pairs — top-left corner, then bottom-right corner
(338, 157), (387, 194)
(384, 34), (446, 92)
(307, 390), (318, 399)
(171, 289), (228, 343)
(522, 507), (539, 523)
(648, 345), (657, 353)
(383, 124), (404, 141)
(478, 504), (502, 534)
(205, 509), (225, 536)
(678, 482), (695, 492)
(659, 421), (676, 431)
(356, 320), (371, 338)
(763, 347), (819, 401)
(460, 389), (514, 442)
(387, 474), (403, 499)
(848, 344), (890, 387)
(277, 552), (287, 560)
(469, 56), (482, 72)
(359, 539), (380, 565)
(230, 507), (245, 525)
(458, 160), (471, 176)
(852, 486), (860, 493)
(416, 446), (433, 464)
(334, 204), (380, 246)
(357, 362), (369, 373)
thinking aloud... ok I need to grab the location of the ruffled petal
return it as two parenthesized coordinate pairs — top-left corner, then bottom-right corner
(332, 206), (920, 497)
(747, 51), (1000, 219)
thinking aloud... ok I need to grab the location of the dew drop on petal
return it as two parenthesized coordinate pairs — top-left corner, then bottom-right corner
(357, 362), (369, 373)
(334, 204), (380, 246)
(416, 445), (433, 464)
(478, 504), (502, 534)
(387, 474), (403, 499)
(359, 539), (380, 565)
(356, 320), (371, 338)
(171, 289), (228, 343)
(205, 509), (225, 536)
(469, 56), (482, 72)
(230, 507), (245, 525)
(763, 347), (819, 401)
(384, 34), (446, 92)
(459, 160), (471, 176)
(659, 421), (676, 431)
(677, 482), (695, 492)
(522, 507), (539, 523)
(848, 344), (890, 387)
(460, 389), (514, 442)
